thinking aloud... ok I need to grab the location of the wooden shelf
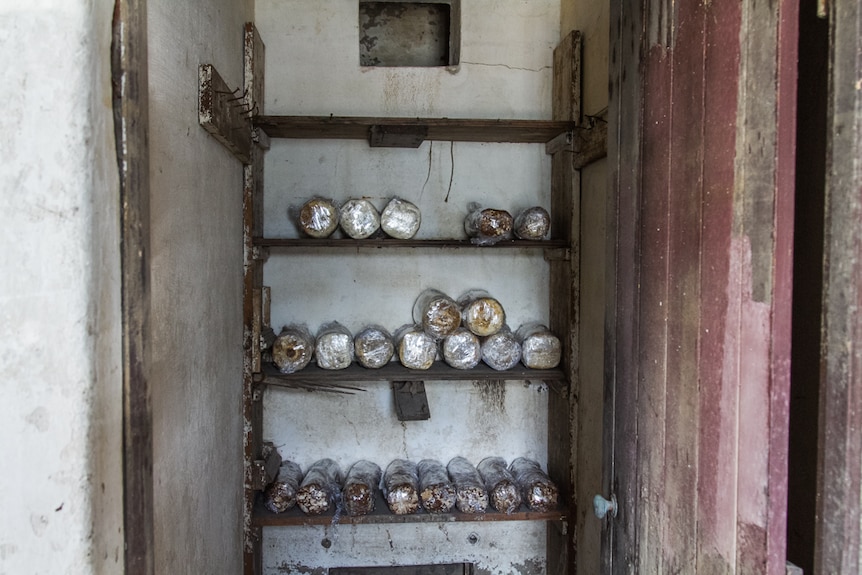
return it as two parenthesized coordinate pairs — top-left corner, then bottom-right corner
(253, 115), (575, 144)
(254, 237), (568, 249)
(261, 362), (565, 387)
(253, 494), (567, 527)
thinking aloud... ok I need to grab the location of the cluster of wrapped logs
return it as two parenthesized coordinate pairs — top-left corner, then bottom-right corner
(270, 289), (561, 373)
(263, 456), (559, 516)
(297, 197), (422, 240)
(295, 197), (551, 244)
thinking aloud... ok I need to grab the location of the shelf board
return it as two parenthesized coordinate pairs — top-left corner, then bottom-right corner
(253, 495), (567, 527)
(261, 362), (565, 386)
(254, 115), (575, 144)
(254, 237), (568, 249)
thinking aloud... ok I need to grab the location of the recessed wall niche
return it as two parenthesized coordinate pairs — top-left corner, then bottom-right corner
(359, 1), (461, 67)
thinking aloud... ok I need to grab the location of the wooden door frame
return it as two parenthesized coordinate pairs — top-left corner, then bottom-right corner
(815, 0), (862, 572)
(112, 0), (154, 573)
(605, 0), (799, 573)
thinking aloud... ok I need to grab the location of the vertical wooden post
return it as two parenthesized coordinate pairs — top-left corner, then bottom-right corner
(815, 0), (862, 571)
(242, 22), (266, 575)
(548, 30), (582, 575)
(112, 0), (154, 573)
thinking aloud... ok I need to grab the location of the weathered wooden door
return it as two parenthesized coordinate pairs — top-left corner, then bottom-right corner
(603, 0), (799, 573)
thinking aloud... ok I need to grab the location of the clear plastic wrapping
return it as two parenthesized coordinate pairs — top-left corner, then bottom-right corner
(481, 326), (522, 371)
(447, 456), (488, 514)
(417, 459), (456, 513)
(296, 458), (342, 515)
(380, 197), (422, 239)
(412, 288), (461, 339)
(354, 325), (395, 369)
(458, 289), (506, 337)
(263, 460), (304, 513)
(477, 456), (522, 514)
(272, 325), (315, 374)
(315, 322), (354, 370)
(516, 322), (562, 369)
(382, 459), (420, 515)
(339, 198), (380, 239)
(509, 457), (559, 512)
(442, 327), (481, 370)
(298, 197), (339, 238)
(464, 204), (514, 245)
(513, 206), (551, 240)
(395, 325), (437, 370)
(342, 460), (382, 516)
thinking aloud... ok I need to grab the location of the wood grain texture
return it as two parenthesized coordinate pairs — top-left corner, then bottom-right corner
(242, 21), (265, 575)
(815, 0), (862, 571)
(112, 1), (154, 573)
(199, 64), (252, 164)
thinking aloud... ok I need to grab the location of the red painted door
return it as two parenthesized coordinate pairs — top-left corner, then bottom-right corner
(604, 0), (798, 573)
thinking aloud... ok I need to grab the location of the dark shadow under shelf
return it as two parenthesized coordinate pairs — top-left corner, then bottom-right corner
(261, 362), (565, 387)
(253, 494), (567, 527)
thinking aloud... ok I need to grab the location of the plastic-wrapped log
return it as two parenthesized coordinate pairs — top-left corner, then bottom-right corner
(298, 197), (339, 238)
(464, 205), (513, 245)
(272, 325), (315, 374)
(509, 457), (559, 512)
(413, 288), (461, 339)
(417, 459), (456, 513)
(513, 206), (551, 240)
(263, 460), (304, 513)
(395, 324), (437, 370)
(516, 322), (562, 369)
(477, 457), (522, 514)
(315, 322), (354, 370)
(296, 458), (342, 515)
(380, 197), (421, 239)
(342, 460), (382, 516)
(447, 456), (488, 514)
(340, 198), (380, 239)
(383, 459), (420, 515)
(481, 326), (522, 371)
(458, 289), (506, 337)
(441, 328), (481, 370)
(354, 325), (395, 369)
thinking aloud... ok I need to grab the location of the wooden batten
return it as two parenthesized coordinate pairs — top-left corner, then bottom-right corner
(199, 63), (253, 164)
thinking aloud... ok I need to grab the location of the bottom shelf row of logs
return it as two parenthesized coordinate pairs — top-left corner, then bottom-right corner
(262, 455), (559, 518)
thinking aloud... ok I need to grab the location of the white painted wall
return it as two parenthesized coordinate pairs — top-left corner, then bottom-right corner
(147, 0), (253, 572)
(0, 1), (123, 573)
(256, 2), (560, 573)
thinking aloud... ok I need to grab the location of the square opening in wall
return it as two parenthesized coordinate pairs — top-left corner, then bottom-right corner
(359, 1), (460, 67)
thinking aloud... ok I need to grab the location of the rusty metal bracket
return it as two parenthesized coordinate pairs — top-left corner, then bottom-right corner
(199, 63), (253, 164)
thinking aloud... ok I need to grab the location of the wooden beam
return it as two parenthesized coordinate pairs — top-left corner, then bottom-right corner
(112, 0), (154, 573)
(199, 63), (252, 164)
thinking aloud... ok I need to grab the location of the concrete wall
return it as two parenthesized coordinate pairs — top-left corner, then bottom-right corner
(256, 1), (561, 573)
(148, 0), (253, 572)
(0, 1), (123, 573)
(560, 2), (609, 574)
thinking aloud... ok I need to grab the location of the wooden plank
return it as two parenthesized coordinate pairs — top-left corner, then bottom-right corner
(815, 0), (862, 571)
(254, 116), (574, 144)
(662, 1), (706, 572)
(254, 238), (568, 249)
(261, 362), (565, 386)
(112, 1), (154, 574)
(199, 64), (252, 164)
(242, 21), (265, 575)
(571, 121), (607, 170)
(553, 30), (583, 124)
(605, 0), (644, 571)
(636, 37), (672, 575)
(696, 1), (744, 573)
(252, 495), (567, 527)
